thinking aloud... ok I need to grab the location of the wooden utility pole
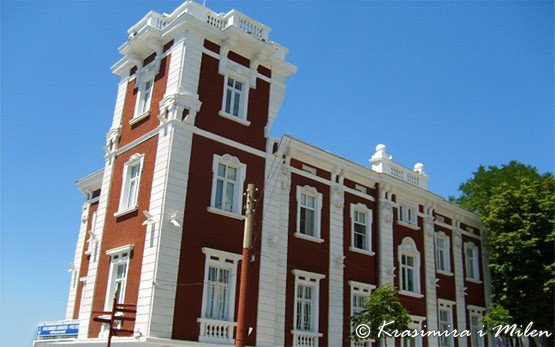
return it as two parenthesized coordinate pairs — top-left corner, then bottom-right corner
(235, 183), (256, 347)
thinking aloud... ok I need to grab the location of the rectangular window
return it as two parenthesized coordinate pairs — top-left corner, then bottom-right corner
(295, 284), (314, 331)
(104, 248), (131, 309)
(401, 254), (415, 292)
(118, 155), (143, 213)
(438, 308), (453, 347)
(299, 193), (316, 236)
(470, 313), (484, 347)
(435, 234), (451, 273)
(204, 266), (231, 320)
(465, 243), (480, 281)
(224, 77), (244, 118)
(352, 294), (366, 315)
(215, 163), (237, 212)
(399, 204), (417, 225)
(136, 79), (153, 116)
(353, 210), (368, 250)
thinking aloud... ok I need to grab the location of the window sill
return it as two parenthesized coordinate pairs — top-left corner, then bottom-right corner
(207, 207), (245, 220)
(129, 110), (150, 125)
(399, 290), (424, 298)
(218, 110), (251, 126)
(396, 220), (420, 230)
(349, 246), (375, 256)
(437, 270), (454, 277)
(294, 232), (324, 243)
(290, 329), (324, 338)
(113, 206), (138, 218)
(465, 277), (482, 284)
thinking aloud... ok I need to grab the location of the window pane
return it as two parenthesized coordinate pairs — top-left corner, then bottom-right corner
(215, 179), (224, 209)
(232, 91), (240, 117)
(225, 89), (232, 113)
(235, 81), (243, 91)
(226, 167), (237, 180)
(304, 209), (314, 236)
(225, 182), (235, 211)
(227, 78), (234, 87)
(305, 195), (315, 208)
(217, 164), (226, 178)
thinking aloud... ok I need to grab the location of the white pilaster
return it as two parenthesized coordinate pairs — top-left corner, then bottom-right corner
(77, 164), (115, 339)
(65, 202), (90, 320)
(135, 30), (203, 338)
(328, 183), (344, 346)
(423, 214), (439, 345)
(378, 187), (394, 285)
(452, 226), (467, 347)
(77, 75), (128, 339)
(256, 149), (290, 346)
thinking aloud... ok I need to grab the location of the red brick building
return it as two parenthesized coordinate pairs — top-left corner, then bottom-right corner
(35, 2), (490, 347)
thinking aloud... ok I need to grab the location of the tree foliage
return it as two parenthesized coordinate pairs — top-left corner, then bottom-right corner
(351, 285), (411, 344)
(482, 303), (513, 336)
(454, 161), (554, 331)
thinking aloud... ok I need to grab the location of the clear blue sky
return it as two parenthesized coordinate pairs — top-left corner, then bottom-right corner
(1, 1), (553, 346)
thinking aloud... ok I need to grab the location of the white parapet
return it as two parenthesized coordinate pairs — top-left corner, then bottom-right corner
(370, 144), (429, 190)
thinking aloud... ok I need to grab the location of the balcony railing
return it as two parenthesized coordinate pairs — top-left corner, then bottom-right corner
(127, 2), (270, 41)
(370, 144), (429, 190)
(292, 330), (323, 347)
(198, 318), (236, 345)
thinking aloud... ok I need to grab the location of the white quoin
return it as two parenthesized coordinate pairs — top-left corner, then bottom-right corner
(370, 144), (429, 190)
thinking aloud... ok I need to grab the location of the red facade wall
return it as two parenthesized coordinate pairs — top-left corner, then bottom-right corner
(392, 203), (427, 318)
(171, 135), (265, 345)
(285, 172), (330, 346)
(119, 55), (171, 147)
(195, 53), (270, 151)
(73, 201), (99, 319)
(88, 137), (158, 337)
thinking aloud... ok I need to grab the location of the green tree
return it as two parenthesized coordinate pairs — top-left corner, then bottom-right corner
(482, 303), (512, 338)
(453, 161), (554, 334)
(351, 285), (411, 346)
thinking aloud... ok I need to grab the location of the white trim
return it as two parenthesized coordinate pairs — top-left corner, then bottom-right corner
(350, 203), (373, 253)
(218, 110), (251, 126)
(397, 220), (420, 230)
(302, 164), (317, 175)
(198, 248), (241, 343)
(210, 154), (246, 215)
(294, 232), (324, 243)
(220, 73), (250, 122)
(398, 237), (421, 295)
(467, 305), (485, 313)
(292, 269), (324, 342)
(129, 110), (150, 125)
(435, 231), (451, 274)
(116, 153), (144, 214)
(207, 206), (245, 220)
(296, 185), (323, 239)
(113, 206), (138, 218)
(463, 241), (481, 282)
(106, 244), (134, 256)
(399, 290), (424, 298)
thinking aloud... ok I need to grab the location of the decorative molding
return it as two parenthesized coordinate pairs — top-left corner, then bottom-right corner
(331, 186), (344, 209)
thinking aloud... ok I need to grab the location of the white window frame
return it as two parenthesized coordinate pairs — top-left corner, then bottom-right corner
(132, 77), (154, 124)
(397, 201), (418, 229)
(349, 203), (374, 255)
(398, 237), (423, 298)
(435, 232), (452, 275)
(349, 281), (375, 347)
(401, 316), (425, 347)
(199, 248), (241, 322)
(468, 305), (485, 347)
(104, 244), (133, 310)
(438, 299), (455, 347)
(209, 154), (247, 219)
(292, 270), (324, 344)
(295, 185), (323, 243)
(115, 153), (144, 216)
(464, 241), (481, 283)
(219, 72), (251, 126)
